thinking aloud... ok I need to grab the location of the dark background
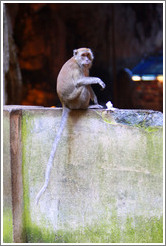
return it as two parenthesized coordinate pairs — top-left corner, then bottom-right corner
(3, 3), (163, 110)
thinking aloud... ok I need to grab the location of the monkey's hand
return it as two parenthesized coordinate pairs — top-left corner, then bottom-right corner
(98, 80), (106, 90)
(76, 77), (106, 89)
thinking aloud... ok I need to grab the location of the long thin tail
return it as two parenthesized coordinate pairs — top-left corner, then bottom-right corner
(36, 107), (70, 205)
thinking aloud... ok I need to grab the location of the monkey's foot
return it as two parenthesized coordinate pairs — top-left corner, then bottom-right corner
(88, 104), (103, 109)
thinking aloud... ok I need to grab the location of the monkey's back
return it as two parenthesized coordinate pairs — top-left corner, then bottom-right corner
(57, 57), (91, 109)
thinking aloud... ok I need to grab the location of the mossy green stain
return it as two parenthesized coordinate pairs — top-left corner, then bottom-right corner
(3, 114), (13, 243)
(24, 215), (163, 243)
(122, 216), (163, 243)
(3, 208), (13, 243)
(21, 113), (34, 242)
(145, 128), (163, 175)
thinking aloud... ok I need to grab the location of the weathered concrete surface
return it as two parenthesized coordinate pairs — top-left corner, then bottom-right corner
(3, 109), (26, 243)
(3, 110), (13, 243)
(3, 106), (163, 243)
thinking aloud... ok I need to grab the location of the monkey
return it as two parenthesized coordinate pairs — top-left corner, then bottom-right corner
(36, 48), (106, 205)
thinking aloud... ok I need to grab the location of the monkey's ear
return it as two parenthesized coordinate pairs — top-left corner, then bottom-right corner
(73, 49), (78, 57)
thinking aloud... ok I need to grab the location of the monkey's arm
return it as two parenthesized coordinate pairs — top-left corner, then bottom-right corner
(76, 77), (105, 89)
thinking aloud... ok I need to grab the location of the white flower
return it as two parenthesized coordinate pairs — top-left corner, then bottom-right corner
(106, 101), (116, 111)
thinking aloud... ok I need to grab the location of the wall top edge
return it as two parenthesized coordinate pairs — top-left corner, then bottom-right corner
(3, 105), (163, 127)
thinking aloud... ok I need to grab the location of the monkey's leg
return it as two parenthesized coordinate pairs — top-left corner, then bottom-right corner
(89, 86), (103, 109)
(76, 77), (106, 89)
(89, 86), (98, 104)
(36, 107), (70, 205)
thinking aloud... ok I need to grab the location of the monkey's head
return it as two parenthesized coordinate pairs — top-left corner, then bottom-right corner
(73, 48), (94, 69)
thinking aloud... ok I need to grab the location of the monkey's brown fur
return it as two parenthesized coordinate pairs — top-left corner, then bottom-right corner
(36, 48), (105, 204)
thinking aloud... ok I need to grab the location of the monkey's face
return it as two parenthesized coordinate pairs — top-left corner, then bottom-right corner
(74, 48), (94, 69)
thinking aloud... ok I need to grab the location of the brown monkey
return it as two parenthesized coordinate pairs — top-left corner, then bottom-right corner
(36, 48), (105, 204)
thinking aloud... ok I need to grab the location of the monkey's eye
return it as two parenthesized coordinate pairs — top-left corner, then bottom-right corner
(81, 53), (86, 57)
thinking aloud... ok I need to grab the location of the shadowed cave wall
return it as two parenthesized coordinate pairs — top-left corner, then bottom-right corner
(4, 3), (163, 108)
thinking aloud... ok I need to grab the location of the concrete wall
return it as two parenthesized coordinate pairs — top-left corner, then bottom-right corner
(3, 110), (13, 242)
(3, 106), (163, 243)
